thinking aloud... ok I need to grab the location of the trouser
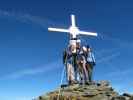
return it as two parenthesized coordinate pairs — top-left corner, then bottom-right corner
(86, 63), (93, 82)
(73, 64), (78, 81)
(66, 63), (75, 84)
(83, 61), (89, 83)
(72, 54), (78, 82)
(78, 60), (89, 84)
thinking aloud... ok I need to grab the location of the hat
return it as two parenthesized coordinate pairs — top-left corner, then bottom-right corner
(76, 39), (81, 43)
(82, 46), (87, 51)
(69, 40), (76, 45)
(86, 45), (90, 48)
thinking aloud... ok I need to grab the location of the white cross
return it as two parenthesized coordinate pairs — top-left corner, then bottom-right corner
(48, 14), (97, 40)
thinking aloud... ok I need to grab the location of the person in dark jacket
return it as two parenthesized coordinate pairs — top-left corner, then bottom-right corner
(63, 40), (79, 85)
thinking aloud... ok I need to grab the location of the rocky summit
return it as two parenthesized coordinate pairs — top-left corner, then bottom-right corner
(36, 81), (133, 100)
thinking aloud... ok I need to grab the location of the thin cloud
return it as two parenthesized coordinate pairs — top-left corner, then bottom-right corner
(95, 47), (121, 60)
(106, 67), (133, 78)
(99, 32), (133, 48)
(0, 10), (62, 30)
(0, 10), (131, 84)
(97, 52), (121, 64)
(1, 47), (121, 80)
(2, 60), (62, 80)
(3, 51), (120, 80)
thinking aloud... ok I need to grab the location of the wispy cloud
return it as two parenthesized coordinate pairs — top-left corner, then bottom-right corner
(1, 60), (62, 80)
(0, 10), (63, 30)
(106, 67), (133, 78)
(1, 47), (121, 80)
(3, 51), (121, 80)
(95, 48), (120, 57)
(97, 52), (121, 64)
(98, 32), (133, 48)
(1, 50), (121, 80)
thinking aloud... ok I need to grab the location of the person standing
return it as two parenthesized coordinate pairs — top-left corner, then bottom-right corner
(78, 46), (89, 84)
(85, 45), (96, 82)
(63, 40), (77, 85)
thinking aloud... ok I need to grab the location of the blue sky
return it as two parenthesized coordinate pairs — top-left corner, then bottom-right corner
(0, 0), (133, 100)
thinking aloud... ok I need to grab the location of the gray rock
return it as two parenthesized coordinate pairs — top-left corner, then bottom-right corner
(35, 80), (132, 100)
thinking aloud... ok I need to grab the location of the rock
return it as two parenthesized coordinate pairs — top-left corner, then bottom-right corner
(98, 80), (110, 87)
(35, 81), (132, 100)
(129, 96), (133, 100)
(111, 96), (125, 100)
(123, 93), (132, 97)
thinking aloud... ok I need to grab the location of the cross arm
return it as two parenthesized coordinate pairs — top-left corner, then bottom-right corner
(48, 27), (69, 33)
(78, 30), (98, 37)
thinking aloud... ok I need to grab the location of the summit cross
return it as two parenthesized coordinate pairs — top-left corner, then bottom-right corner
(48, 14), (98, 40)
